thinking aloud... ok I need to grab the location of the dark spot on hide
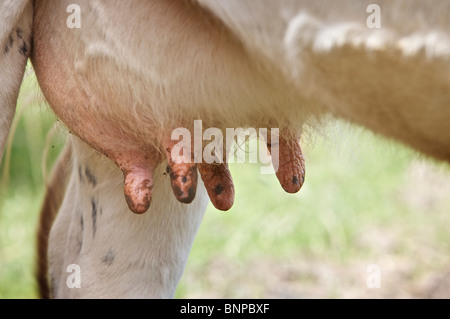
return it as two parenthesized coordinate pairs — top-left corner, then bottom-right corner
(214, 184), (224, 195)
(91, 199), (97, 237)
(101, 248), (115, 266)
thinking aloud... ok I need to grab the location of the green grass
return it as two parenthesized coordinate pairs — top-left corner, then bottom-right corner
(176, 125), (450, 298)
(177, 127), (450, 298)
(0, 70), (64, 298)
(1, 72), (450, 298)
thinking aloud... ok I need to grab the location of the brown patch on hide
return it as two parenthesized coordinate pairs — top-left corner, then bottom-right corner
(36, 144), (72, 299)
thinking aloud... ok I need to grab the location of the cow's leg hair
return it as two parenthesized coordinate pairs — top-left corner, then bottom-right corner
(0, 0), (33, 163)
(47, 136), (209, 298)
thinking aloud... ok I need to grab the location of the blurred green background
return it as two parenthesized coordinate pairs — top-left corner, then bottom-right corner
(1, 69), (450, 299)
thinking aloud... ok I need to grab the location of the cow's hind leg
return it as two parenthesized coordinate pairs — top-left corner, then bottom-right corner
(44, 137), (210, 298)
(36, 143), (72, 299)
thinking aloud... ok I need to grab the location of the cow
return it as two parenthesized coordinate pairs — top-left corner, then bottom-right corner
(1, 0), (449, 298)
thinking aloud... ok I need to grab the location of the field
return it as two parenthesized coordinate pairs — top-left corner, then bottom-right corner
(1, 70), (450, 298)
